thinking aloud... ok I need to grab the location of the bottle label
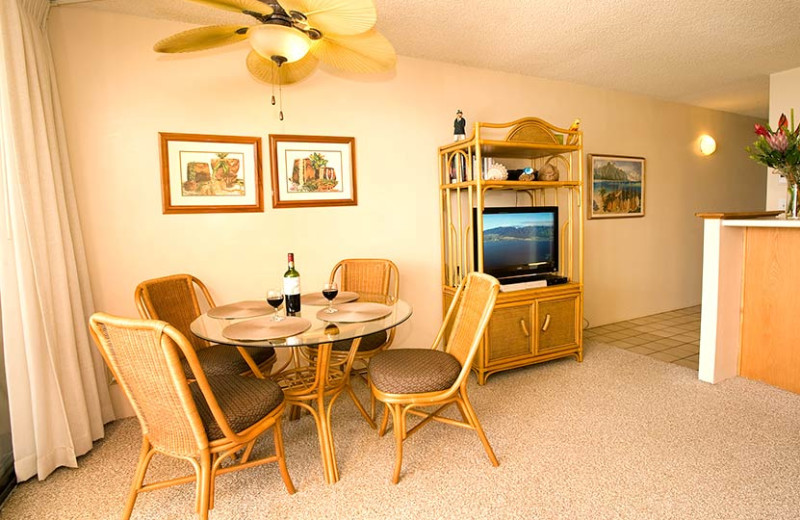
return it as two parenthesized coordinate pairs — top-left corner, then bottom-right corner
(283, 277), (300, 295)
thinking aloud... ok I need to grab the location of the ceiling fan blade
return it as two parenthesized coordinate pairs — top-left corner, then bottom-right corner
(311, 29), (395, 73)
(186, 0), (273, 16)
(277, 0), (376, 35)
(154, 25), (251, 53)
(246, 50), (319, 84)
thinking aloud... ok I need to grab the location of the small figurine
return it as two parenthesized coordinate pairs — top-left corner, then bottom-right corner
(453, 109), (466, 142)
(538, 162), (560, 181)
(566, 118), (581, 145)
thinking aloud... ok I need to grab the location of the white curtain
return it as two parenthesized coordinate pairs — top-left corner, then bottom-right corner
(0, 0), (114, 481)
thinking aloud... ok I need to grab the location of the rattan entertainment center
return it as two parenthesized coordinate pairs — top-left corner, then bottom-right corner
(438, 117), (584, 384)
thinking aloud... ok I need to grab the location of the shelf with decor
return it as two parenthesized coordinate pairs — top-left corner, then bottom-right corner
(438, 117), (584, 384)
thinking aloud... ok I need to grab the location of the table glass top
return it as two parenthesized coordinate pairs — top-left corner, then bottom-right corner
(190, 295), (412, 348)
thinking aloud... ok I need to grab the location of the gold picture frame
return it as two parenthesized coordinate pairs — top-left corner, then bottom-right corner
(587, 154), (645, 219)
(159, 132), (264, 214)
(269, 134), (357, 209)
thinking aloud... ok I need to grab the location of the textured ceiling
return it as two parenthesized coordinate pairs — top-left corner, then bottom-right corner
(51, 0), (800, 118)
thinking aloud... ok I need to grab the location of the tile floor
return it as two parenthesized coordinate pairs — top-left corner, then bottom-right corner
(584, 305), (701, 370)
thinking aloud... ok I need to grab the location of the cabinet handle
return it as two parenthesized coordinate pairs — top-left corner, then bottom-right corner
(519, 319), (530, 337)
(542, 314), (551, 332)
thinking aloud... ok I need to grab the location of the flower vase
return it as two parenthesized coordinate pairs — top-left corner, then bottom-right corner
(786, 181), (800, 220)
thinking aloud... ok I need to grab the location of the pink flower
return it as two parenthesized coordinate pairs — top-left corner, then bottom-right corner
(754, 123), (769, 137)
(766, 130), (789, 153)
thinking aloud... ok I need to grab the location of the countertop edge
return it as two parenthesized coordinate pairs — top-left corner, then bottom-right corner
(695, 211), (782, 219)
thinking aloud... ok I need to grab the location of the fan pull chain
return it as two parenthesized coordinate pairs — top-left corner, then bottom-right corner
(269, 56), (287, 120)
(270, 65), (276, 105)
(279, 74), (284, 121)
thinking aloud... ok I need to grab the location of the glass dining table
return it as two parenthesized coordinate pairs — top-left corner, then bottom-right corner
(190, 294), (412, 484)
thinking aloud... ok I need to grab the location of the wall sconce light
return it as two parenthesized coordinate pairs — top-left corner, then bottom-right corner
(699, 135), (717, 156)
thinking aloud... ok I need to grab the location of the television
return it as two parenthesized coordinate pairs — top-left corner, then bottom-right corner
(475, 206), (559, 281)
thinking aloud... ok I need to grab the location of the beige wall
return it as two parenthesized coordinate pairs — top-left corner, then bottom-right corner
(767, 66), (800, 210)
(47, 6), (766, 342)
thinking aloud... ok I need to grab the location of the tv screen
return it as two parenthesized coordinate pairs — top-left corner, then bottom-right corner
(476, 206), (558, 279)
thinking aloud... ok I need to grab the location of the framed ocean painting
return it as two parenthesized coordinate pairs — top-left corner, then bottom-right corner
(588, 154), (645, 219)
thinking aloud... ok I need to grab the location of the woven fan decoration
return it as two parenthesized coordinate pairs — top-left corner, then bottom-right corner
(154, 0), (396, 119)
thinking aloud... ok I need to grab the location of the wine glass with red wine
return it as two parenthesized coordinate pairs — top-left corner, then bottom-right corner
(266, 288), (285, 321)
(322, 282), (338, 313)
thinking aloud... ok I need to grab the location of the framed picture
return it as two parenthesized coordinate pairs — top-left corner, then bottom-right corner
(269, 134), (357, 208)
(159, 132), (263, 214)
(587, 154), (645, 219)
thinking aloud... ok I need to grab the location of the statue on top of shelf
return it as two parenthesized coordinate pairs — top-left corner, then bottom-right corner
(453, 110), (466, 142)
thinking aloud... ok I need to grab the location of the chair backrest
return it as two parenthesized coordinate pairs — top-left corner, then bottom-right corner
(330, 259), (399, 301)
(441, 273), (500, 386)
(135, 274), (214, 352)
(88, 313), (208, 457)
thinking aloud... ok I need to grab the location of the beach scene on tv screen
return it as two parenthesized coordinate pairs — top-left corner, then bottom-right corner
(483, 213), (555, 272)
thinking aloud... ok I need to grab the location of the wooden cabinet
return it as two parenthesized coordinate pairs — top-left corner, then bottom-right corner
(438, 117), (584, 384)
(445, 284), (582, 384)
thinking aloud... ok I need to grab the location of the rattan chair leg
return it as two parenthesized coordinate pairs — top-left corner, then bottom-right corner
(273, 417), (296, 494)
(209, 453), (221, 511)
(378, 403), (390, 436)
(390, 403), (404, 484)
(345, 382), (377, 429)
(459, 390), (499, 466)
(454, 398), (471, 425)
(197, 451), (212, 520)
(240, 439), (256, 464)
(123, 438), (153, 520)
(368, 374), (377, 421)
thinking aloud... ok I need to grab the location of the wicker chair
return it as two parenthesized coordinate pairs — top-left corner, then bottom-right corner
(88, 313), (295, 520)
(368, 272), (500, 484)
(135, 274), (276, 379)
(329, 258), (399, 427)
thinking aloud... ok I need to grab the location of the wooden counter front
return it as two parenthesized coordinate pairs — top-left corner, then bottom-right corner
(697, 212), (800, 394)
(739, 227), (800, 393)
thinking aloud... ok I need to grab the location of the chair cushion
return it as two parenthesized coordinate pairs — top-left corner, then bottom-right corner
(182, 345), (275, 378)
(332, 330), (388, 352)
(368, 349), (462, 395)
(190, 375), (284, 441)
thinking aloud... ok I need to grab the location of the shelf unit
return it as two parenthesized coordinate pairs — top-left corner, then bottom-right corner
(438, 117), (584, 384)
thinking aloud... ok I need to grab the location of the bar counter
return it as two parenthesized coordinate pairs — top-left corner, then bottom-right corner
(697, 211), (800, 394)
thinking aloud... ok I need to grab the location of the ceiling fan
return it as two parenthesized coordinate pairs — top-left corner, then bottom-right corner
(154, 0), (396, 117)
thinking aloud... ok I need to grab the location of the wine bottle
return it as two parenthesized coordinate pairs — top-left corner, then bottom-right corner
(283, 253), (301, 315)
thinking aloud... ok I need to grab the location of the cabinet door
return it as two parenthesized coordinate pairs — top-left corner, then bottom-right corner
(486, 304), (533, 363)
(535, 296), (578, 354)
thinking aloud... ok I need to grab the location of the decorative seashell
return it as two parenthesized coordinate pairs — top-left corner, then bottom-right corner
(485, 162), (508, 180)
(538, 162), (560, 181)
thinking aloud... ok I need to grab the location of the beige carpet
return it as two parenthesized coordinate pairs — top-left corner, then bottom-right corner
(1, 342), (799, 519)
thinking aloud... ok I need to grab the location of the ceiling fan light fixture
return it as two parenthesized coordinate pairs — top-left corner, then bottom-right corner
(248, 24), (310, 63)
